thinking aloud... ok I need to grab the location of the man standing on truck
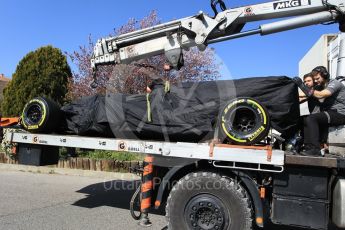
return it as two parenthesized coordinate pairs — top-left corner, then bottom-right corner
(299, 66), (345, 156)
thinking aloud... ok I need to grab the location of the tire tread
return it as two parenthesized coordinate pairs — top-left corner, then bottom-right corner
(165, 171), (253, 230)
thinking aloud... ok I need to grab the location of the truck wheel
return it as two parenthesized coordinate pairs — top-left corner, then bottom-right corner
(166, 172), (253, 230)
(220, 97), (270, 145)
(21, 97), (61, 133)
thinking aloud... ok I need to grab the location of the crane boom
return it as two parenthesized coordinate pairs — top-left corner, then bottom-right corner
(91, 0), (345, 75)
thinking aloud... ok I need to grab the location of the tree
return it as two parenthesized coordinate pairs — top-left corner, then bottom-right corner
(2, 46), (71, 116)
(67, 11), (220, 100)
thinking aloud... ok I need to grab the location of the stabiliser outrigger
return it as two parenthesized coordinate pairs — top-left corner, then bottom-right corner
(7, 0), (345, 230)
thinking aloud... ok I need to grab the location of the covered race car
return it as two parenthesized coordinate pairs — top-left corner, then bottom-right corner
(20, 76), (299, 145)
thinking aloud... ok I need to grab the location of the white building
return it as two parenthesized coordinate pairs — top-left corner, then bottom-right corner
(299, 34), (337, 78)
(298, 33), (345, 79)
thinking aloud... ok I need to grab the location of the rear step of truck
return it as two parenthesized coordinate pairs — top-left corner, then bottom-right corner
(285, 154), (345, 169)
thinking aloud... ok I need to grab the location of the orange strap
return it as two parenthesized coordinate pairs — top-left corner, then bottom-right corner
(141, 181), (153, 193)
(140, 198), (151, 210)
(209, 142), (215, 158)
(0, 117), (19, 127)
(266, 146), (272, 162)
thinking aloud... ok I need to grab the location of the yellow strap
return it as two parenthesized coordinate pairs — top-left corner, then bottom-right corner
(164, 81), (170, 93)
(146, 93), (152, 122)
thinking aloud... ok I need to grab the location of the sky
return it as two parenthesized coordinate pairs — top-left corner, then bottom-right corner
(0, 0), (340, 79)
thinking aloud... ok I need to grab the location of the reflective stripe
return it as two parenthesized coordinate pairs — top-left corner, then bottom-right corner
(324, 111), (331, 124)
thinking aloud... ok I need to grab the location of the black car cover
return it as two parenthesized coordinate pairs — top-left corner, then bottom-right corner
(60, 76), (299, 142)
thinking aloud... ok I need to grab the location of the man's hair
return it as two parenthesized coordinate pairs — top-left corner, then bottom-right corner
(303, 73), (313, 81)
(311, 66), (330, 80)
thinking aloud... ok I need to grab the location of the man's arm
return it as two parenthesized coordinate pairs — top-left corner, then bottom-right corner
(312, 89), (332, 99)
(313, 80), (343, 99)
(299, 90), (308, 103)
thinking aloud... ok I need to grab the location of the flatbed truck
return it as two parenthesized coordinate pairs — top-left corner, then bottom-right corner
(4, 129), (345, 230)
(5, 0), (345, 229)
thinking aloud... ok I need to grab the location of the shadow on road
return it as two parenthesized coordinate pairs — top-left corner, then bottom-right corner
(73, 180), (341, 230)
(72, 180), (165, 216)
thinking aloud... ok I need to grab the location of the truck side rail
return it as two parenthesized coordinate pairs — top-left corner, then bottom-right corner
(5, 130), (285, 172)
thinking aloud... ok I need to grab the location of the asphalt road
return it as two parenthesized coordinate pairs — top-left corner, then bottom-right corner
(0, 170), (341, 230)
(0, 171), (167, 230)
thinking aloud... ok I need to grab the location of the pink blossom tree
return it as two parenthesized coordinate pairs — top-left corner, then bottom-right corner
(66, 11), (220, 100)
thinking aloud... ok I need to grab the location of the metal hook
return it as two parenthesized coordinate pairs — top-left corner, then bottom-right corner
(211, 0), (227, 17)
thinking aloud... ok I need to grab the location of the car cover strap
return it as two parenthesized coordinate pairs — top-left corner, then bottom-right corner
(164, 81), (170, 93)
(146, 93), (152, 122)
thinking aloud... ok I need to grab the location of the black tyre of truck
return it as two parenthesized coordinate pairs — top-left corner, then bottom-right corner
(220, 97), (270, 145)
(21, 97), (61, 133)
(166, 172), (253, 230)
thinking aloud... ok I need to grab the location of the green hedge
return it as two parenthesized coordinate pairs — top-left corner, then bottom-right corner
(2, 46), (71, 116)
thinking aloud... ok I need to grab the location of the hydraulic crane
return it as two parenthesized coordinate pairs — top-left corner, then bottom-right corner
(90, 0), (345, 83)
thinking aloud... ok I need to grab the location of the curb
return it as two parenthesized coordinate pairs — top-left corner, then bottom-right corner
(0, 163), (140, 180)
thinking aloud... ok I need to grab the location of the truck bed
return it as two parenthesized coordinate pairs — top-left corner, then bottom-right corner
(5, 130), (345, 171)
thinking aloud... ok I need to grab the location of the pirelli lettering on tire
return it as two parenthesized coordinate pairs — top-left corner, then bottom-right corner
(27, 125), (39, 130)
(220, 97), (270, 145)
(248, 126), (265, 142)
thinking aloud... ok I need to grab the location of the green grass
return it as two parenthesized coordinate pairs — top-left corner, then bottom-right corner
(59, 148), (144, 161)
(79, 150), (144, 161)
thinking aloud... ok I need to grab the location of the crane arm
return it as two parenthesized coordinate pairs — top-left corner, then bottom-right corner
(91, 0), (345, 73)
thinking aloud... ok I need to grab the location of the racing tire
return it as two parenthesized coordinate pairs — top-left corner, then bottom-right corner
(166, 171), (253, 230)
(219, 97), (270, 145)
(21, 97), (61, 133)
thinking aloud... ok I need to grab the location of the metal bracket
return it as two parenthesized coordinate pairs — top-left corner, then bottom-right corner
(211, 0), (227, 17)
(213, 161), (284, 173)
(181, 10), (242, 49)
(164, 47), (184, 70)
